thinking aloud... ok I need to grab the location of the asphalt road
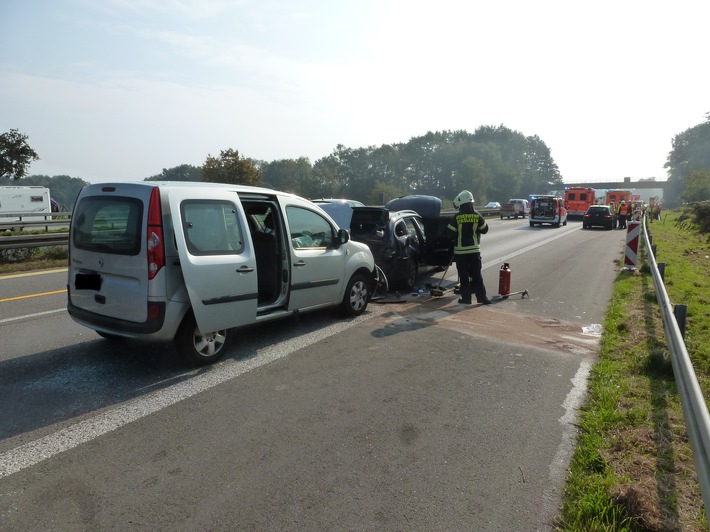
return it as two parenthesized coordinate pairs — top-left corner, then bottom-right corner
(0, 218), (627, 530)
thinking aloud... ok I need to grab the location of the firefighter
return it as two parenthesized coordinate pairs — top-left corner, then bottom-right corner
(447, 190), (491, 305)
(617, 201), (627, 229)
(619, 200), (626, 229)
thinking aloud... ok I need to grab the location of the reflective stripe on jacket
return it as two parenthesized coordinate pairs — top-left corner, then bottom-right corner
(447, 211), (487, 254)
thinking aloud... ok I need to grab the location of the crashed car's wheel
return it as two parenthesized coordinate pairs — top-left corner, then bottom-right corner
(176, 313), (230, 366)
(400, 259), (418, 291)
(341, 272), (370, 317)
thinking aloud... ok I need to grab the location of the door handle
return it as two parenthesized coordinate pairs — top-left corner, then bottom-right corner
(236, 265), (255, 273)
(293, 260), (307, 267)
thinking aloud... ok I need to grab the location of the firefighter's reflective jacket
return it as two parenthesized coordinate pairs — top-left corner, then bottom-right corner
(447, 207), (488, 254)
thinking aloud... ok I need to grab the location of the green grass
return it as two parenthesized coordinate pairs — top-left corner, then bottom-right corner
(557, 210), (709, 531)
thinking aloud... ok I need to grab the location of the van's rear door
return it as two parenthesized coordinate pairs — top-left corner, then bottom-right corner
(168, 189), (257, 332)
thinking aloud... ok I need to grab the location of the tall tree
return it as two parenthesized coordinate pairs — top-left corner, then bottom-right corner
(202, 148), (260, 186)
(665, 114), (710, 206)
(259, 157), (313, 195)
(1, 129), (40, 180)
(310, 154), (344, 199)
(522, 135), (563, 193)
(682, 169), (710, 202)
(144, 164), (202, 182)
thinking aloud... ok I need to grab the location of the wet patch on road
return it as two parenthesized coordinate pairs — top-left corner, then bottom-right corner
(369, 295), (600, 358)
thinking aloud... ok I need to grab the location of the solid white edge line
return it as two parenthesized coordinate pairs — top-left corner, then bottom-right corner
(0, 311), (375, 478)
(0, 308), (66, 325)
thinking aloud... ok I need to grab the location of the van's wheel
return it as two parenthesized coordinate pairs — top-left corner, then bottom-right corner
(176, 313), (230, 366)
(341, 273), (370, 317)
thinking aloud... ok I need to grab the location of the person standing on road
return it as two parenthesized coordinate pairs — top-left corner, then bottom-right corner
(447, 190), (491, 305)
(617, 201), (627, 229)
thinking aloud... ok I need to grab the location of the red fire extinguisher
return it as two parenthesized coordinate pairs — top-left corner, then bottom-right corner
(498, 262), (511, 298)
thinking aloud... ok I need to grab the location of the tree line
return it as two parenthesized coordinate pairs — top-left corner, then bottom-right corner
(144, 126), (565, 206)
(3, 117), (710, 209)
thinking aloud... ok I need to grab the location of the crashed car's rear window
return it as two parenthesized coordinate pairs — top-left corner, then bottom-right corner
(72, 196), (143, 255)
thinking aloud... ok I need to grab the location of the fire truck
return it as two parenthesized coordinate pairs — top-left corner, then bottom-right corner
(564, 186), (596, 218)
(605, 189), (632, 207)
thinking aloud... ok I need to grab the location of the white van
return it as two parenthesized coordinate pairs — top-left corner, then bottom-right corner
(67, 182), (378, 365)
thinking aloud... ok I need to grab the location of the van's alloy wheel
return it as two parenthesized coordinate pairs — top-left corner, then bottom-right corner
(176, 313), (230, 366)
(342, 273), (369, 317)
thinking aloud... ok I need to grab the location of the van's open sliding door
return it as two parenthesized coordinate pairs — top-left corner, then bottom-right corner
(168, 189), (257, 332)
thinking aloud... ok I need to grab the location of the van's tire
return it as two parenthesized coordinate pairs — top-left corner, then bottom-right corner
(341, 272), (370, 317)
(176, 313), (230, 366)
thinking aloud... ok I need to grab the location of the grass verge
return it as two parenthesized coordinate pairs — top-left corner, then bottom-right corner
(557, 210), (710, 531)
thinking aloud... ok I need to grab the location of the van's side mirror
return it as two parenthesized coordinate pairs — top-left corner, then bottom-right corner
(336, 228), (350, 247)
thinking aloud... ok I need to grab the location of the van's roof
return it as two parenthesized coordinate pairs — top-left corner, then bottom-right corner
(86, 181), (295, 198)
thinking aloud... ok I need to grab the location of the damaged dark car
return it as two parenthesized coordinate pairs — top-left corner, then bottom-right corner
(319, 195), (453, 291)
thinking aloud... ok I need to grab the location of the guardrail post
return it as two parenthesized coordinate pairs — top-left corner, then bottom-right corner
(652, 244), (657, 258)
(658, 263), (665, 282)
(674, 304), (688, 339)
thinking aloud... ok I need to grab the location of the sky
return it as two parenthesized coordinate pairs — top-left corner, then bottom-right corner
(1, 0), (708, 185)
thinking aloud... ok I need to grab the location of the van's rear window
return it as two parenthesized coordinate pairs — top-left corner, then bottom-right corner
(72, 196), (143, 255)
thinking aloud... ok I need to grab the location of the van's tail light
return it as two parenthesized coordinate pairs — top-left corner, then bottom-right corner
(147, 187), (165, 280)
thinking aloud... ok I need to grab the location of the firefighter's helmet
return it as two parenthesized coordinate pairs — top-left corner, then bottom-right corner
(453, 190), (474, 209)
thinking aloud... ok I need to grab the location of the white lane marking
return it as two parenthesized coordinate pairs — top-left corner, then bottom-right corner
(482, 225), (580, 271)
(0, 310), (378, 478)
(0, 308), (66, 325)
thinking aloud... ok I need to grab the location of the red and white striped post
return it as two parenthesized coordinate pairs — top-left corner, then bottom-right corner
(624, 221), (640, 269)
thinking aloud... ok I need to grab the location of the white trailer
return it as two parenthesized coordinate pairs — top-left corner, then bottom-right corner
(0, 185), (53, 222)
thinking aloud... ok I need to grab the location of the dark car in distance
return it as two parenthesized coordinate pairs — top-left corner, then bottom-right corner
(582, 205), (614, 230)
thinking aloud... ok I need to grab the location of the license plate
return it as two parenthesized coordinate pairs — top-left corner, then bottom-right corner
(75, 273), (101, 291)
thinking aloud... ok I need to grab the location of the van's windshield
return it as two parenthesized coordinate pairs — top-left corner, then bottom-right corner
(72, 196), (143, 255)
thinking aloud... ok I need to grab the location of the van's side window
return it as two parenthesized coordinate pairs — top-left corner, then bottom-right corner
(181, 200), (244, 255)
(286, 207), (333, 249)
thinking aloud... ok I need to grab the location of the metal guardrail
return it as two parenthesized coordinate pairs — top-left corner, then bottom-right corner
(643, 217), (710, 512)
(0, 233), (69, 250)
(0, 211), (71, 250)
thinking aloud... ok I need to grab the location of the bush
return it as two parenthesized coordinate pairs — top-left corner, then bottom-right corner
(691, 202), (710, 234)
(0, 247), (36, 263)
